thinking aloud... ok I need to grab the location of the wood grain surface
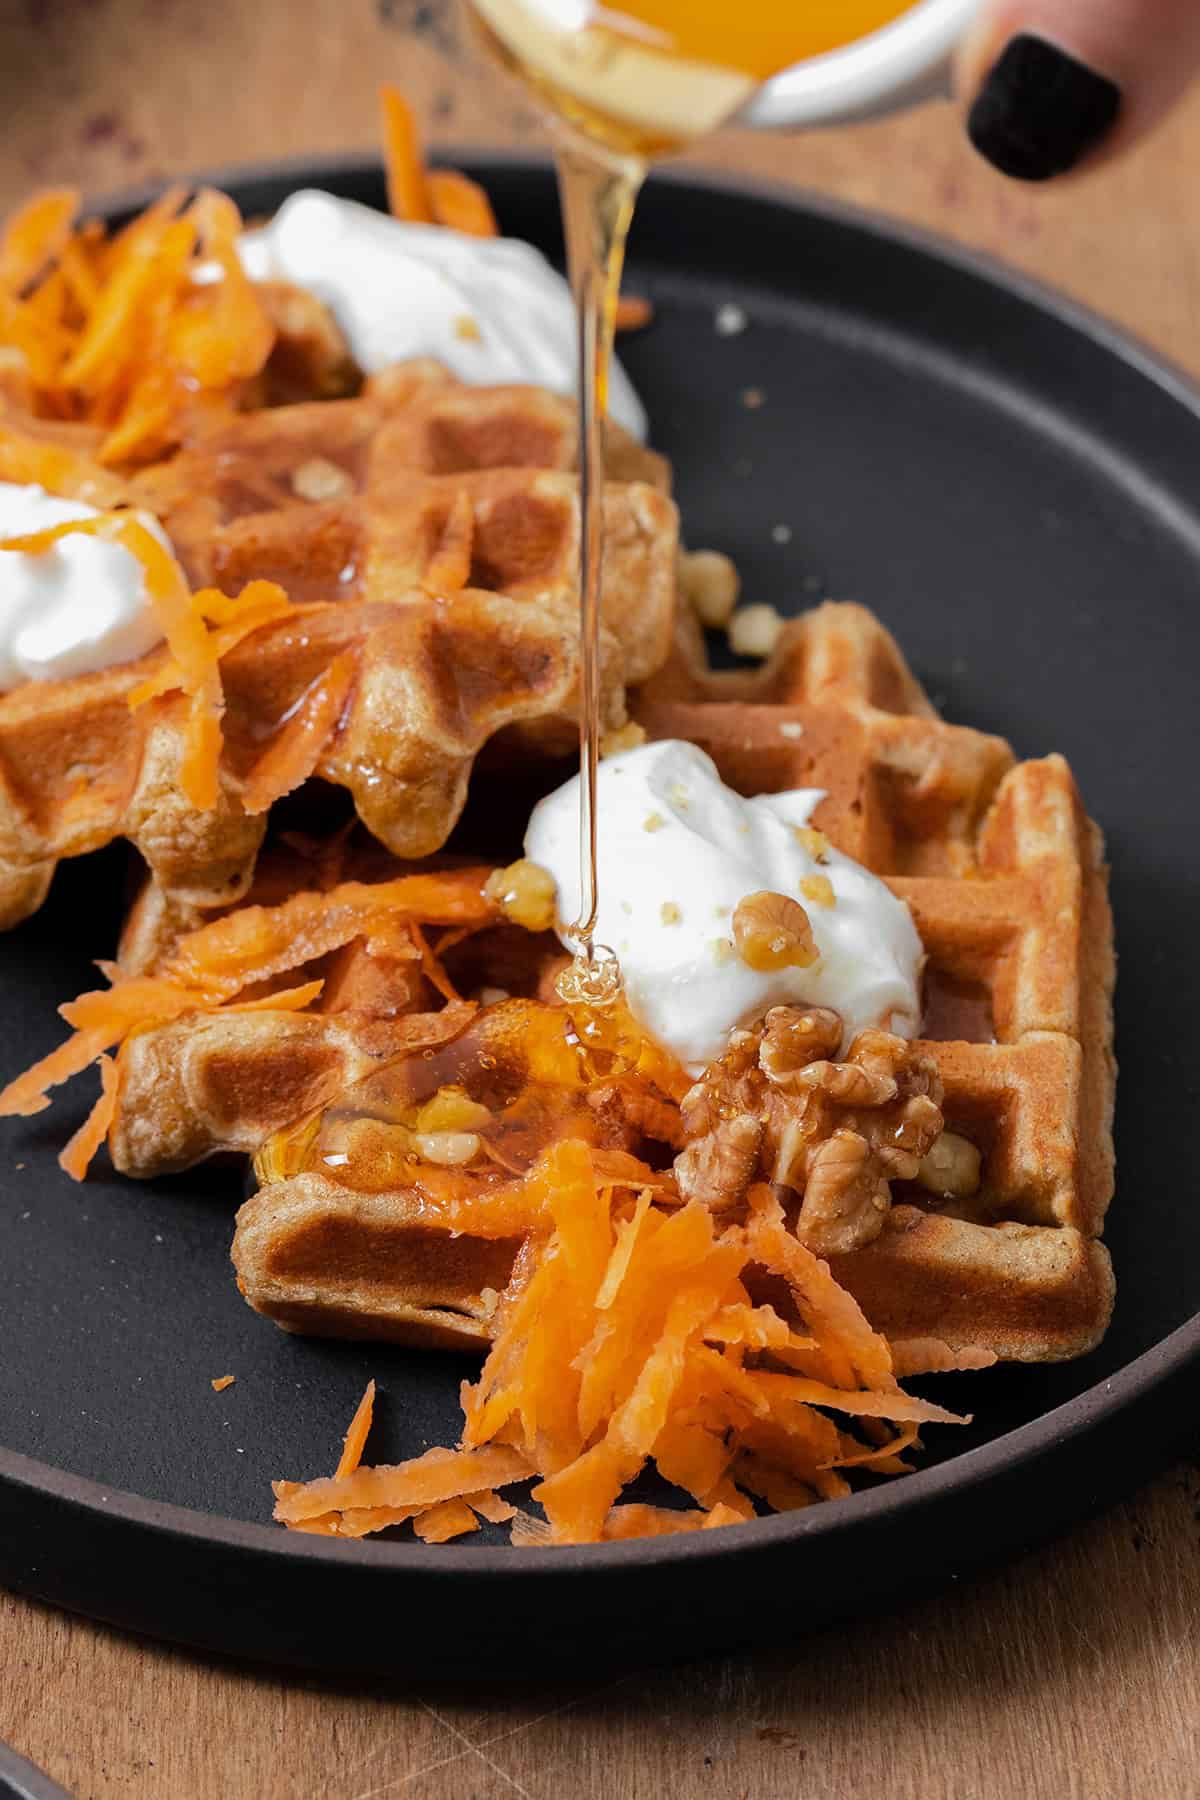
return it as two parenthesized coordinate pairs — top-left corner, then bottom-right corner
(0, 4), (1198, 1796)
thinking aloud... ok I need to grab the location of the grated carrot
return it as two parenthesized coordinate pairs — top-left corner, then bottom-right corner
(57, 1054), (118, 1181)
(224, 980), (327, 1015)
(0, 975), (211, 1118)
(211, 1375), (236, 1393)
(241, 648), (358, 815)
(274, 1140), (968, 1547)
(380, 85), (434, 224)
(273, 1444), (531, 1525)
(413, 1497), (480, 1543)
(889, 1338), (999, 1377)
(427, 170), (499, 239)
(0, 181), (274, 466)
(162, 869), (495, 999)
(127, 581), (296, 708)
(0, 427), (130, 507)
(335, 1380), (377, 1480)
(422, 490), (475, 594)
(0, 190), (81, 297)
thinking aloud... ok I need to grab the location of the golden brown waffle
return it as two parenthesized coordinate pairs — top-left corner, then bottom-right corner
(232, 1175), (514, 1352)
(111, 840), (560, 1179)
(0, 369), (678, 939)
(112, 600), (1115, 1364)
(635, 600), (1116, 1361)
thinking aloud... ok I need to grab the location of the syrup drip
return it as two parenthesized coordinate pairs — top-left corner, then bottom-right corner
(555, 141), (641, 1009)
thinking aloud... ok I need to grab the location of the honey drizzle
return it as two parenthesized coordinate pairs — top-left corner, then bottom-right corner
(555, 141), (642, 1009)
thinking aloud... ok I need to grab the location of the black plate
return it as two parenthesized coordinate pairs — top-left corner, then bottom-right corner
(0, 1746), (71, 1800)
(0, 155), (1197, 1677)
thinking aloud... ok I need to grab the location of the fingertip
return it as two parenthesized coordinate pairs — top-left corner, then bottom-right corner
(961, 32), (1123, 181)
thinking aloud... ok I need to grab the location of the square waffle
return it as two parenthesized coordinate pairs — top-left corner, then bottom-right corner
(636, 600), (1116, 1361)
(0, 370), (677, 947)
(108, 602), (1115, 1365)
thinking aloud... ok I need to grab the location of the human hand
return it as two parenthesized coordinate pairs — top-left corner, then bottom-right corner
(958, 0), (1200, 179)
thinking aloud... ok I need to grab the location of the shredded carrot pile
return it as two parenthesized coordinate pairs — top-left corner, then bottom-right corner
(0, 185), (274, 465)
(0, 865), (497, 1179)
(273, 1142), (968, 1546)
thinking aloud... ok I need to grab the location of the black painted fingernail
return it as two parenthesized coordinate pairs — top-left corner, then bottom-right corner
(968, 34), (1122, 181)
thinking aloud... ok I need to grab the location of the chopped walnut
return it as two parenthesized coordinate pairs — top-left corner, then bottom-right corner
(793, 826), (830, 862)
(675, 1112), (763, 1209)
(728, 603), (784, 659)
(415, 1087), (491, 1134)
(917, 1129), (982, 1199)
(291, 456), (353, 502)
(799, 1129), (891, 1257)
(680, 548), (740, 629)
(800, 874), (835, 909)
(674, 1013), (954, 1255)
(733, 891), (817, 973)
(484, 859), (557, 933)
(758, 1006), (842, 1087)
(601, 720), (647, 757)
(589, 1077), (686, 1151)
(413, 1130), (482, 1167)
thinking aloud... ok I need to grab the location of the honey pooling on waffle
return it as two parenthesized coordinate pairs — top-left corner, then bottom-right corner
(254, 996), (686, 1197)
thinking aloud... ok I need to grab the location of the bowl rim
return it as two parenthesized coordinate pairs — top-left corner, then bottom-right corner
(743, 0), (979, 129)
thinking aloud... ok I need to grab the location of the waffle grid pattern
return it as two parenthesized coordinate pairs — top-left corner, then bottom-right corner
(0, 372), (677, 943)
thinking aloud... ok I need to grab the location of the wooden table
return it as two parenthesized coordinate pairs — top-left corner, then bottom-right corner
(0, 4), (1197, 1795)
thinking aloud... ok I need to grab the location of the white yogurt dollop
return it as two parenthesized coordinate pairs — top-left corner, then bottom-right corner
(0, 484), (170, 687)
(237, 189), (648, 441)
(526, 739), (924, 1072)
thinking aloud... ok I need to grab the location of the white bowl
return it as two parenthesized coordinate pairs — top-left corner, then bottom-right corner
(743, 0), (980, 129)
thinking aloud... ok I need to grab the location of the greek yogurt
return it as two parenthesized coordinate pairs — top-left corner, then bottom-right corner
(526, 738), (924, 1070)
(237, 189), (647, 440)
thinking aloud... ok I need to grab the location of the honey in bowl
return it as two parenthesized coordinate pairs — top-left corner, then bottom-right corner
(470, 0), (918, 156)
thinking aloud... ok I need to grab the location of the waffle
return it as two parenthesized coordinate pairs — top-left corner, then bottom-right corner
(0, 369), (677, 943)
(111, 840), (561, 1179)
(111, 602), (1115, 1364)
(635, 600), (1116, 1361)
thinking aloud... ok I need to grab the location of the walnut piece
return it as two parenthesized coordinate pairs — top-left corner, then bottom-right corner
(413, 1130), (482, 1166)
(484, 859), (557, 933)
(675, 1113), (763, 1210)
(291, 456), (354, 502)
(917, 1129), (982, 1199)
(680, 548), (740, 628)
(727, 603), (784, 659)
(800, 1128), (891, 1257)
(674, 1009), (955, 1255)
(732, 891), (818, 973)
(758, 1006), (842, 1087)
(588, 1077), (686, 1151)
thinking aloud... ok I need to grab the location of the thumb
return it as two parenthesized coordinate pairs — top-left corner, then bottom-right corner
(957, 0), (1200, 180)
